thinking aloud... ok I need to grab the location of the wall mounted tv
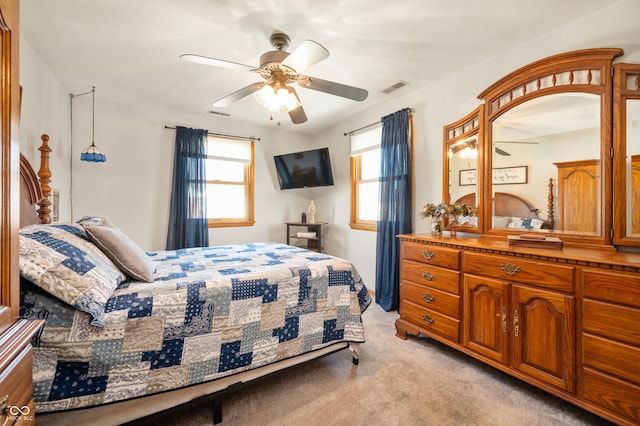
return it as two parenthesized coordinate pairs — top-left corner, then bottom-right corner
(274, 147), (335, 190)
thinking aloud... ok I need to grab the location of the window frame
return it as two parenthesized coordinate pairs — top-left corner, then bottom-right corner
(349, 127), (382, 231)
(206, 138), (255, 228)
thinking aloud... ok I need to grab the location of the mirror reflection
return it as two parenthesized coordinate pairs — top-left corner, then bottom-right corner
(448, 136), (478, 226)
(491, 93), (601, 235)
(627, 99), (640, 236)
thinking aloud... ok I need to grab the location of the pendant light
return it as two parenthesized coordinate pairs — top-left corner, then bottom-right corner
(80, 86), (106, 162)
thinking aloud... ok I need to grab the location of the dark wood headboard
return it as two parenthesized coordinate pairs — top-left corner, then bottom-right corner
(20, 134), (51, 227)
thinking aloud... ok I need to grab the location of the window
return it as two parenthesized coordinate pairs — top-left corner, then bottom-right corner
(206, 136), (254, 227)
(350, 126), (382, 231)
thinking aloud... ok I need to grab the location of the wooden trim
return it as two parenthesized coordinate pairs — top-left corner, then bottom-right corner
(613, 63), (640, 246)
(479, 48), (620, 245)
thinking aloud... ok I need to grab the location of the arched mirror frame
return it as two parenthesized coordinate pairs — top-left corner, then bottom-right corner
(476, 48), (623, 245)
(442, 105), (484, 234)
(613, 62), (640, 246)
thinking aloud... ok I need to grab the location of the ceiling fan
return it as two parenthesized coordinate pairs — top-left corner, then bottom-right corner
(180, 30), (369, 124)
(494, 140), (540, 156)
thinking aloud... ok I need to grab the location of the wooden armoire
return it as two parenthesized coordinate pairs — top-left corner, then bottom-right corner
(0, 0), (43, 424)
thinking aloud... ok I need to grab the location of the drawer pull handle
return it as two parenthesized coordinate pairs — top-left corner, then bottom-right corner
(0, 395), (8, 426)
(422, 271), (434, 281)
(422, 293), (435, 303)
(501, 306), (507, 333)
(422, 250), (434, 260)
(422, 315), (435, 325)
(500, 263), (521, 275)
(513, 310), (519, 337)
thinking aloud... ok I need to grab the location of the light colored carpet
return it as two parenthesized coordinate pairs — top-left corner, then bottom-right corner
(153, 302), (613, 426)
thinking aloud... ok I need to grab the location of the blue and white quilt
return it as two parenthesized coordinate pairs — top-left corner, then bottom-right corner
(21, 242), (371, 412)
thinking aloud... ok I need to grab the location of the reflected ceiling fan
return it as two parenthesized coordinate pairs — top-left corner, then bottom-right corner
(494, 140), (540, 156)
(180, 30), (369, 124)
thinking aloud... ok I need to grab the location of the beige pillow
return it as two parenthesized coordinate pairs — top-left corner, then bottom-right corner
(83, 221), (154, 282)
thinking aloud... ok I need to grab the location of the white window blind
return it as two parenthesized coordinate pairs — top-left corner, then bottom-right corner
(207, 136), (252, 163)
(350, 125), (382, 156)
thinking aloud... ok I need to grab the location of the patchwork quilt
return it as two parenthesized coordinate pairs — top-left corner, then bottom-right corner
(21, 242), (371, 413)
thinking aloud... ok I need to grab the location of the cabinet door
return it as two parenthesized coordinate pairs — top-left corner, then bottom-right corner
(511, 284), (575, 392)
(463, 274), (509, 364)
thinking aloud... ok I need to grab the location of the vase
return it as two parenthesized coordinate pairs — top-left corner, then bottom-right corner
(430, 218), (443, 236)
(450, 216), (460, 237)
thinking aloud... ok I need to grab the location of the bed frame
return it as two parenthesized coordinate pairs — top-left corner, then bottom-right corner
(20, 134), (360, 425)
(456, 179), (555, 230)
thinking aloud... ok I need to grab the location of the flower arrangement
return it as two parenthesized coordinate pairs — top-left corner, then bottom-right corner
(420, 202), (475, 235)
(420, 202), (449, 221)
(448, 202), (474, 222)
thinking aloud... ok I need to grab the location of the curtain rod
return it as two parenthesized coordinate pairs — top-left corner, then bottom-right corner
(164, 126), (260, 142)
(343, 108), (414, 136)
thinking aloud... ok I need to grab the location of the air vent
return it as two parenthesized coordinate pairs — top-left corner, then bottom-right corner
(382, 81), (409, 94)
(208, 110), (231, 117)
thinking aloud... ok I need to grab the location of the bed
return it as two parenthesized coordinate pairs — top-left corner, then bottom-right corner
(19, 135), (371, 425)
(456, 183), (555, 231)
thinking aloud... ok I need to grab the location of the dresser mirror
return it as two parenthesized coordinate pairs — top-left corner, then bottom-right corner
(474, 48), (622, 244)
(491, 92), (601, 235)
(443, 105), (484, 233)
(613, 62), (640, 246)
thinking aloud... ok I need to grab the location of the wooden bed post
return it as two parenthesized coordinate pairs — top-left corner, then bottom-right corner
(37, 134), (52, 224)
(547, 178), (555, 230)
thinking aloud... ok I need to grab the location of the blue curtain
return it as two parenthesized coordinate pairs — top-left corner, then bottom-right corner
(166, 126), (210, 250)
(375, 108), (412, 311)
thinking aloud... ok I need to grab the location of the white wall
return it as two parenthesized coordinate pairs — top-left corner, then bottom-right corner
(312, 0), (640, 289)
(19, 0), (640, 294)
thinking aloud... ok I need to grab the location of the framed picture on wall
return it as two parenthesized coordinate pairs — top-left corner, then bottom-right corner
(492, 166), (528, 185)
(459, 169), (477, 186)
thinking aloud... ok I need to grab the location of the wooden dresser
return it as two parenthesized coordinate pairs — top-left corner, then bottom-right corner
(0, 0), (44, 424)
(396, 234), (640, 426)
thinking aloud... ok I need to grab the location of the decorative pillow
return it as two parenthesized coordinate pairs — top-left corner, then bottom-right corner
(508, 217), (524, 228)
(19, 223), (125, 327)
(522, 218), (544, 230)
(78, 217), (154, 282)
(492, 215), (510, 228)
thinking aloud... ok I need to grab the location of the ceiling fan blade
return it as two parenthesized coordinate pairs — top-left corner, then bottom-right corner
(298, 76), (368, 101)
(288, 105), (308, 124)
(495, 140), (540, 144)
(495, 147), (511, 156)
(180, 54), (256, 73)
(287, 87), (307, 124)
(212, 82), (266, 107)
(280, 40), (329, 74)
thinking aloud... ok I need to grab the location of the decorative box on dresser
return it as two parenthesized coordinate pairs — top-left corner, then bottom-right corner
(395, 234), (640, 426)
(0, 0), (44, 424)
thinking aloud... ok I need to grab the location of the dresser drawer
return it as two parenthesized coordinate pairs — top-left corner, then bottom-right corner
(582, 367), (640, 424)
(582, 269), (640, 308)
(402, 260), (460, 295)
(583, 299), (640, 346)
(400, 299), (459, 342)
(402, 241), (460, 269)
(583, 333), (640, 384)
(0, 346), (34, 425)
(401, 280), (460, 318)
(463, 251), (574, 292)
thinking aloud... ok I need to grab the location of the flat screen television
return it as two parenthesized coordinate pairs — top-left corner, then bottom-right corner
(274, 147), (335, 190)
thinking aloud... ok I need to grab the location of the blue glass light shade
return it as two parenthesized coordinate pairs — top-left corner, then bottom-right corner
(80, 143), (106, 162)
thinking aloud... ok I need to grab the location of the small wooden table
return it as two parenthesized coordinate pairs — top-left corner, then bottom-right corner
(285, 222), (327, 252)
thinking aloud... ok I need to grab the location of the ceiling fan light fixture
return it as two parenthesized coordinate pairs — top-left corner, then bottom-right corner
(460, 146), (478, 160)
(254, 84), (300, 112)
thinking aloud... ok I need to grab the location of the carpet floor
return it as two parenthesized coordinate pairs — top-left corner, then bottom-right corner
(151, 302), (614, 426)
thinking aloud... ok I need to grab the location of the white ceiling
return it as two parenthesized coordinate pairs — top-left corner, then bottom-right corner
(20, 0), (618, 135)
